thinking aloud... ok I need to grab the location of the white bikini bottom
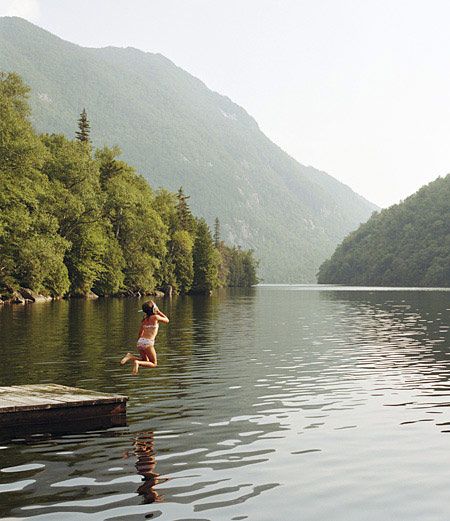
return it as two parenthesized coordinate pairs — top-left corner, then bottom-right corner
(137, 337), (155, 349)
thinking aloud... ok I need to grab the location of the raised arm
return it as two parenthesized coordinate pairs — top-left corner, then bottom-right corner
(153, 303), (169, 324)
(157, 311), (169, 324)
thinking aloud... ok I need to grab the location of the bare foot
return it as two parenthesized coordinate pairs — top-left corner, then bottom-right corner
(132, 360), (140, 375)
(120, 352), (133, 365)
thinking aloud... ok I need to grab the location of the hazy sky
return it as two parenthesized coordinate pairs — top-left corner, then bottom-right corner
(2, 0), (450, 207)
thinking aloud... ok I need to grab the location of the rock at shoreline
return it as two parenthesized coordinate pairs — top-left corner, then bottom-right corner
(84, 291), (99, 300)
(19, 288), (52, 303)
(10, 291), (26, 304)
(69, 290), (99, 299)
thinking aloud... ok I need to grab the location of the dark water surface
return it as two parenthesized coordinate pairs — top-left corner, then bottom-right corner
(1, 285), (450, 520)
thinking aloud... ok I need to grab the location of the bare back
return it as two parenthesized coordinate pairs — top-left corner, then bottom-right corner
(139, 316), (159, 341)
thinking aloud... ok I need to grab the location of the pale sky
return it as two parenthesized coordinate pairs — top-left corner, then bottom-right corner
(2, 0), (450, 207)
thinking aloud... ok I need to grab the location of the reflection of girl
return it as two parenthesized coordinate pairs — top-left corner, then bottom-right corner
(120, 300), (169, 375)
(122, 431), (166, 504)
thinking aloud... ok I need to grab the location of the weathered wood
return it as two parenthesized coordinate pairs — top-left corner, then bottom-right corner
(0, 384), (128, 433)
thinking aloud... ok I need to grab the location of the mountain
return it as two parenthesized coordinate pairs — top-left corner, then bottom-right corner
(0, 16), (378, 282)
(317, 175), (450, 287)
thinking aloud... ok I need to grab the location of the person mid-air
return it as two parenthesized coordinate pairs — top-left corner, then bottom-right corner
(120, 300), (169, 375)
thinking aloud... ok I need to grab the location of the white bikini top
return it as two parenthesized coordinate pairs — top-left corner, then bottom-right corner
(143, 323), (158, 329)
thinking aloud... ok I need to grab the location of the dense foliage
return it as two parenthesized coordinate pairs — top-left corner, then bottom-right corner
(0, 16), (377, 282)
(317, 176), (450, 287)
(0, 73), (258, 297)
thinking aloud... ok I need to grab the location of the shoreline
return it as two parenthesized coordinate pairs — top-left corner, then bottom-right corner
(0, 288), (168, 305)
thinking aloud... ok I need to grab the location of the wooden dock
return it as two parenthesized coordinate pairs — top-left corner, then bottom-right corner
(0, 384), (128, 435)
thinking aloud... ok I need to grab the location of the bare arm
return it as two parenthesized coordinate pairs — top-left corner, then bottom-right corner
(156, 311), (169, 324)
(152, 302), (169, 323)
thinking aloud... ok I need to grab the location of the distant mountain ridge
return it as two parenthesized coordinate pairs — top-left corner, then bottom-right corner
(318, 175), (450, 287)
(0, 16), (378, 282)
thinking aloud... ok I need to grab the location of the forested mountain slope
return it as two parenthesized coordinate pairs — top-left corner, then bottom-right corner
(0, 16), (377, 282)
(317, 175), (450, 287)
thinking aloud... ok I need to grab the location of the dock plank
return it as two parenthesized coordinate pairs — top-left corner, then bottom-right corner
(0, 387), (67, 408)
(0, 385), (127, 410)
(0, 384), (128, 431)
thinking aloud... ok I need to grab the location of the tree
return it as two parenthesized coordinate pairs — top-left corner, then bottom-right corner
(41, 133), (107, 295)
(171, 230), (194, 293)
(96, 145), (122, 187)
(75, 108), (90, 143)
(213, 217), (221, 247)
(176, 186), (195, 232)
(97, 148), (168, 293)
(0, 72), (70, 295)
(191, 219), (220, 294)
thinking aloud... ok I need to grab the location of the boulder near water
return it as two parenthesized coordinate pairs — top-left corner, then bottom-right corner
(19, 288), (52, 303)
(10, 291), (26, 304)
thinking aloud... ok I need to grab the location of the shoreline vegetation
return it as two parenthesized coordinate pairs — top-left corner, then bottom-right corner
(0, 72), (259, 304)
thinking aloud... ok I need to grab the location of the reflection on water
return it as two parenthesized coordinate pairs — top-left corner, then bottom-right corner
(0, 286), (450, 520)
(128, 431), (166, 505)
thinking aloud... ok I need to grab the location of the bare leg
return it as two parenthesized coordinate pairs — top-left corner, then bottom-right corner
(131, 347), (157, 375)
(121, 352), (139, 365)
(132, 359), (157, 375)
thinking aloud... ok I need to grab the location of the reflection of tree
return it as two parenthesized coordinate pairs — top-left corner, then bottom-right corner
(164, 295), (194, 356)
(68, 298), (137, 387)
(123, 431), (167, 504)
(0, 301), (71, 385)
(320, 289), (450, 386)
(321, 289), (449, 343)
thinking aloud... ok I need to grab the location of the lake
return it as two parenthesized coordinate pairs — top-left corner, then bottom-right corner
(1, 285), (450, 520)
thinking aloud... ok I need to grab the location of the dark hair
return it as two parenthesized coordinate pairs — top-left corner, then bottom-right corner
(142, 301), (155, 318)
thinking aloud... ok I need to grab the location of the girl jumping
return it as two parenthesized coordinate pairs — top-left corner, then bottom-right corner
(120, 300), (169, 375)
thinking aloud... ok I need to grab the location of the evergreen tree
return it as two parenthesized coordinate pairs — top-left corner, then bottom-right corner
(96, 145), (122, 186)
(75, 108), (90, 143)
(213, 217), (221, 247)
(191, 219), (220, 294)
(176, 186), (195, 232)
(241, 249), (259, 286)
(172, 230), (194, 293)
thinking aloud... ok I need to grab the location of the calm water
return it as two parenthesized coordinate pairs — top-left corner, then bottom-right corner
(1, 285), (450, 520)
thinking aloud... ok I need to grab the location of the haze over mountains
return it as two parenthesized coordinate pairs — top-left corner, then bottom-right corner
(0, 16), (378, 282)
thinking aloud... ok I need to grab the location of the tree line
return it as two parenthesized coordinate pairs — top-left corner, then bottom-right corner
(0, 72), (259, 298)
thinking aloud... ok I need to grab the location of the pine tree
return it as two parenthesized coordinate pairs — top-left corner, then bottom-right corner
(176, 186), (195, 232)
(191, 219), (220, 294)
(213, 217), (221, 247)
(75, 108), (90, 143)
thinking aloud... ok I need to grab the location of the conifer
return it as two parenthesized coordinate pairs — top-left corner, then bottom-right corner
(213, 217), (221, 247)
(75, 108), (90, 142)
(192, 219), (220, 293)
(176, 186), (195, 232)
